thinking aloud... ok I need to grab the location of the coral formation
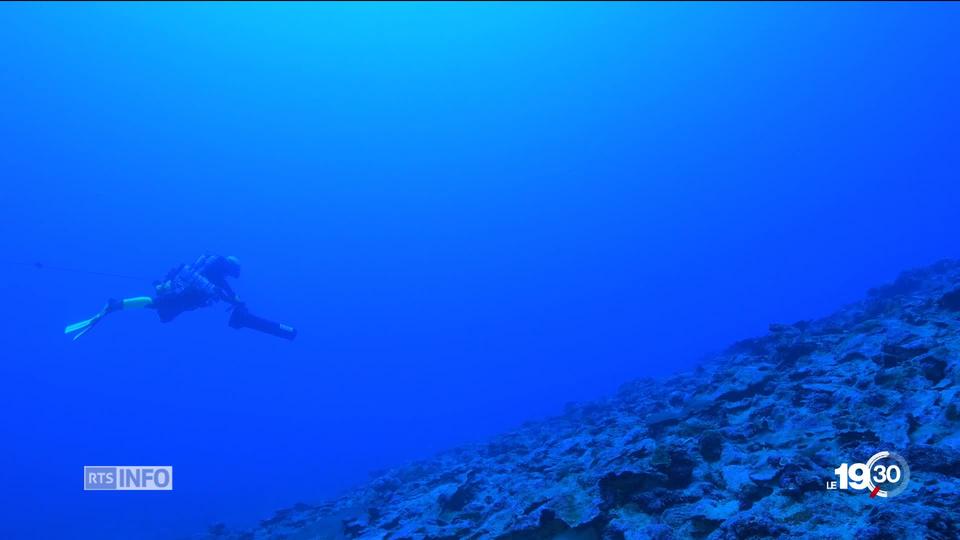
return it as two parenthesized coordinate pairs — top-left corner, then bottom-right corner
(206, 260), (960, 539)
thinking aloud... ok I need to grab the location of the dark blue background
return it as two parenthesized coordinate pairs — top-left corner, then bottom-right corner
(1, 4), (957, 539)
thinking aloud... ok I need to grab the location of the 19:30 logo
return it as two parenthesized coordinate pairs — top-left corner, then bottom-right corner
(828, 451), (910, 498)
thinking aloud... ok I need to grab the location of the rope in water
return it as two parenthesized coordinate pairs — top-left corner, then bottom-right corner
(4, 260), (151, 281)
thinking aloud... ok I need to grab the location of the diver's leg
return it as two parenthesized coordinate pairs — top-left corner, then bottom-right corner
(116, 297), (154, 310)
(65, 296), (155, 340)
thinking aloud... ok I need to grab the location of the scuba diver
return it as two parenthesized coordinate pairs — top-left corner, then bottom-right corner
(65, 254), (297, 341)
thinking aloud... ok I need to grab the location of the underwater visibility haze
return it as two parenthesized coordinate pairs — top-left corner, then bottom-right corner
(1, 3), (959, 539)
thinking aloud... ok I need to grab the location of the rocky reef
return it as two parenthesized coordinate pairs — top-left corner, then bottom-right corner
(206, 260), (960, 540)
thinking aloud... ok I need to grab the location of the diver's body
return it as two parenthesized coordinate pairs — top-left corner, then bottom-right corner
(66, 254), (243, 339)
(151, 254), (243, 321)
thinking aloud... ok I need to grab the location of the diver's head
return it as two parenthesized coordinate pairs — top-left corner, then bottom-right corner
(224, 255), (242, 278)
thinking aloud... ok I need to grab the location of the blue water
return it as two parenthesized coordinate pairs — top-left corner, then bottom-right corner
(1, 4), (958, 539)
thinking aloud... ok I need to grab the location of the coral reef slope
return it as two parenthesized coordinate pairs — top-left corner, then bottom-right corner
(207, 260), (960, 540)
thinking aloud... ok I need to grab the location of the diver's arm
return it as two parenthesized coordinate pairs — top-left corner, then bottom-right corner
(217, 281), (242, 305)
(195, 270), (239, 305)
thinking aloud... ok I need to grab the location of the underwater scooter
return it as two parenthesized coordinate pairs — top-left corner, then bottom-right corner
(228, 304), (298, 341)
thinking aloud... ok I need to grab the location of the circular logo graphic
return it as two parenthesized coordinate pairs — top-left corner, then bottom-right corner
(864, 451), (910, 498)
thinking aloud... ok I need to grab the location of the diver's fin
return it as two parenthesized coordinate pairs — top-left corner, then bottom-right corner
(71, 323), (96, 341)
(65, 318), (95, 335)
(65, 312), (104, 340)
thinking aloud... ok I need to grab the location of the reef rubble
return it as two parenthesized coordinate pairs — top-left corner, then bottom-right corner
(205, 260), (960, 540)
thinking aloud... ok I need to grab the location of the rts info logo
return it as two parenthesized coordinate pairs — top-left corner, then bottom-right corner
(84, 466), (173, 491)
(826, 451), (910, 498)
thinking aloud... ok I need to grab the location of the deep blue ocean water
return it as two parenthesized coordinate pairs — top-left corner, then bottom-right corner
(1, 4), (958, 539)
